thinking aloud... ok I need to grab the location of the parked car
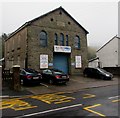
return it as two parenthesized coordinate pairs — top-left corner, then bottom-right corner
(83, 67), (113, 80)
(20, 68), (42, 85)
(41, 69), (69, 84)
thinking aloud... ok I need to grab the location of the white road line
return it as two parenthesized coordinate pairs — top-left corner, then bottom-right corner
(15, 103), (82, 118)
(108, 95), (120, 99)
(0, 95), (9, 98)
(40, 83), (49, 87)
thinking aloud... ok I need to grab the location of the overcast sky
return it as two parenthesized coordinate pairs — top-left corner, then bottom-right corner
(0, 0), (119, 48)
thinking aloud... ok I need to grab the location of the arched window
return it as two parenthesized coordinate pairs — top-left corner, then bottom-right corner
(54, 33), (58, 45)
(74, 35), (80, 49)
(66, 35), (69, 46)
(40, 31), (47, 47)
(60, 33), (64, 46)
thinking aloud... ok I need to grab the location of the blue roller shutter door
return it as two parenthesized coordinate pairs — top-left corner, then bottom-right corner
(53, 53), (68, 74)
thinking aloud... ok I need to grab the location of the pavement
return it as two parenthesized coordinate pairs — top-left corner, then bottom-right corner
(1, 75), (119, 98)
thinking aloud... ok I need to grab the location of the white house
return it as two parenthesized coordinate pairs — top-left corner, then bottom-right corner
(96, 36), (120, 75)
(88, 57), (99, 68)
(118, 1), (120, 37)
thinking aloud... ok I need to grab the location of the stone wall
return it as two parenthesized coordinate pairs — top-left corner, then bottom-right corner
(27, 9), (88, 75)
(4, 28), (27, 69)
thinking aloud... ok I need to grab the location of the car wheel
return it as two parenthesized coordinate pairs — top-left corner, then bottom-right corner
(49, 79), (54, 84)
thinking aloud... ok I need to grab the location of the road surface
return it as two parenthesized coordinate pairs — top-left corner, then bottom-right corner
(1, 85), (119, 117)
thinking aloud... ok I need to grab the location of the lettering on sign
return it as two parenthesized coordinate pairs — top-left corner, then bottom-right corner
(40, 55), (48, 69)
(54, 45), (71, 53)
(75, 56), (82, 68)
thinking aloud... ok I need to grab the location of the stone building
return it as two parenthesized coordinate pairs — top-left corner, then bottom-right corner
(4, 7), (89, 75)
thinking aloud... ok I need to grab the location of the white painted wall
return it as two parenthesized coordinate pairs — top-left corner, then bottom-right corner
(118, 38), (120, 66)
(97, 37), (119, 67)
(88, 59), (99, 68)
(118, 2), (120, 37)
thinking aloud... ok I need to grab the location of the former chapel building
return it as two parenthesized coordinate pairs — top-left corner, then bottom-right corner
(4, 7), (89, 75)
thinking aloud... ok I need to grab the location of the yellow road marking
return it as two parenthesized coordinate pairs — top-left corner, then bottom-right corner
(83, 104), (106, 117)
(1, 92), (66, 101)
(0, 99), (37, 111)
(31, 93), (75, 104)
(0, 92), (75, 111)
(54, 100), (71, 104)
(83, 94), (96, 99)
(112, 99), (120, 103)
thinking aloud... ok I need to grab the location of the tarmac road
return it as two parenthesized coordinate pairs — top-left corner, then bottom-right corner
(1, 84), (119, 117)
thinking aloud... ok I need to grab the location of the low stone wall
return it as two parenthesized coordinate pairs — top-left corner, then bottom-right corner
(0, 66), (2, 91)
(103, 67), (120, 76)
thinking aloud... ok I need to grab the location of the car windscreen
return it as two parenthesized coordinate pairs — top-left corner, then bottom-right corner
(97, 68), (109, 74)
(25, 69), (38, 74)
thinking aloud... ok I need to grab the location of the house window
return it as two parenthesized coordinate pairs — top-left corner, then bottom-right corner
(74, 35), (80, 49)
(60, 33), (64, 46)
(54, 33), (58, 45)
(40, 31), (47, 47)
(66, 35), (69, 46)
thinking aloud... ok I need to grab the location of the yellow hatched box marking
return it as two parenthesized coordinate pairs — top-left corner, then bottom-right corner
(0, 99), (37, 111)
(83, 94), (96, 99)
(31, 93), (75, 104)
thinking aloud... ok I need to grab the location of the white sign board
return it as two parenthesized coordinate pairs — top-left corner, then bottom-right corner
(54, 45), (71, 53)
(75, 56), (82, 68)
(40, 55), (48, 69)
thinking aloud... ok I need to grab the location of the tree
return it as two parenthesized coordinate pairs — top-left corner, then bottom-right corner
(87, 46), (98, 60)
(1, 33), (8, 57)
(0, 33), (8, 65)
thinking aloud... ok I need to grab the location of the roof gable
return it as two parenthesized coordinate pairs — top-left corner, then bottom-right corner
(97, 35), (119, 52)
(6, 6), (88, 41)
(29, 6), (89, 34)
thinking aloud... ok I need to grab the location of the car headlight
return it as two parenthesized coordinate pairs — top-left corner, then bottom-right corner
(106, 74), (110, 77)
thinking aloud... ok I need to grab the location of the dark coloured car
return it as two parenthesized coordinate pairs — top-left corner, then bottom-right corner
(83, 67), (113, 80)
(20, 68), (42, 85)
(41, 69), (69, 84)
